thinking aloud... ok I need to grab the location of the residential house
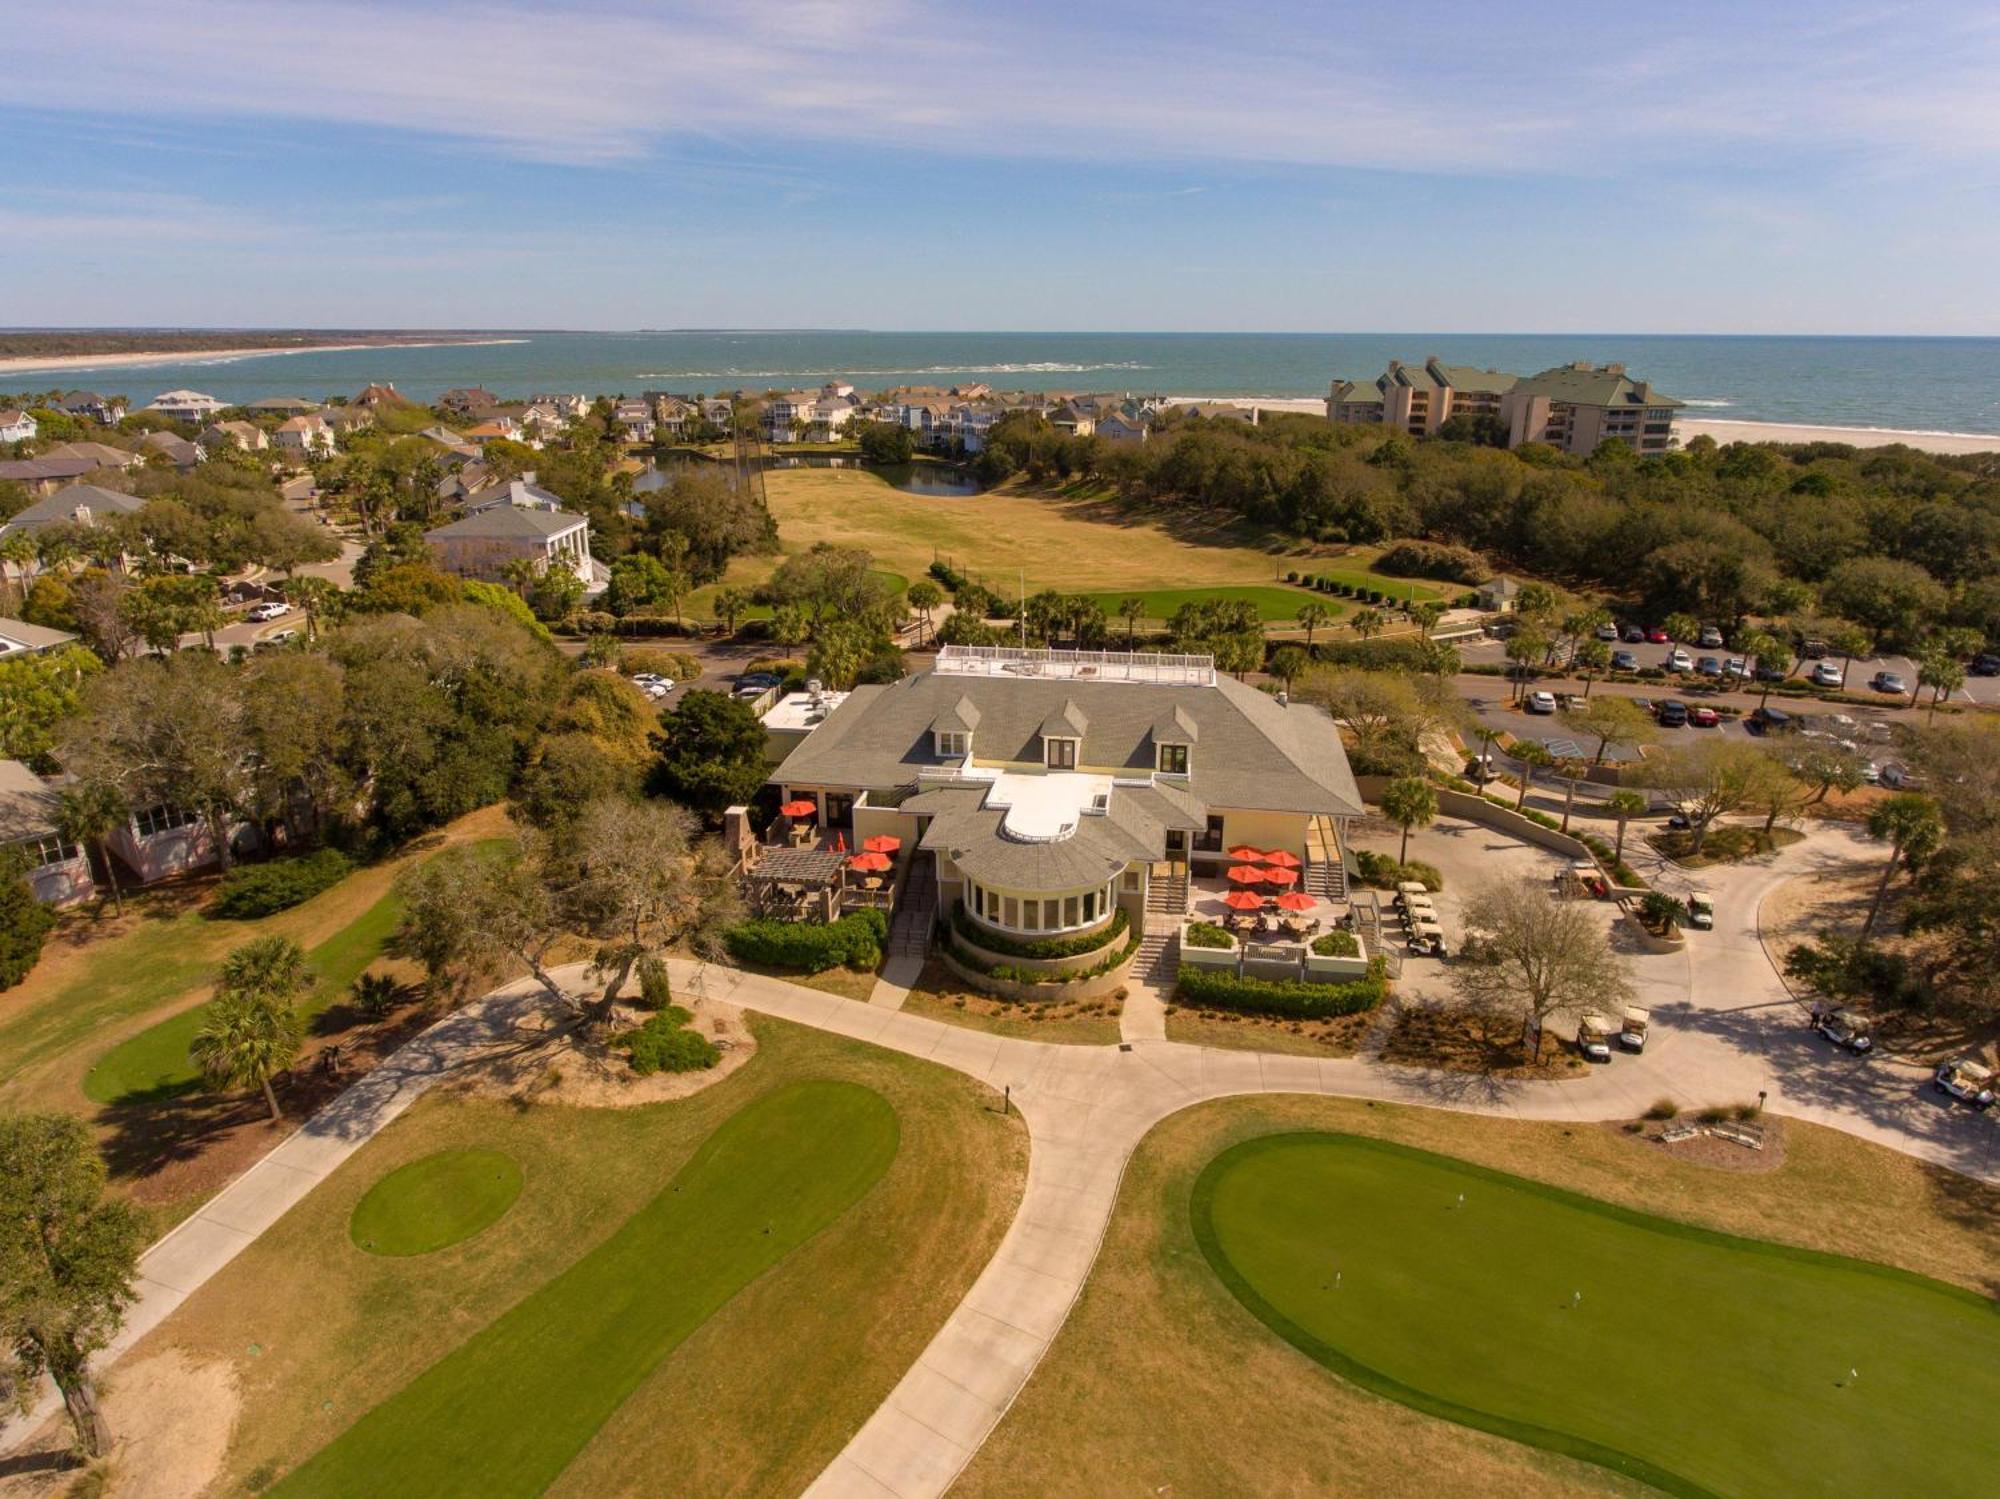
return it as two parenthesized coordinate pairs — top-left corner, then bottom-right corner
(272, 413), (334, 456)
(140, 430), (203, 469)
(320, 406), (375, 438)
(108, 801), (237, 885)
(530, 393), (589, 421)
(521, 402), (569, 441)
(425, 478), (595, 585)
(438, 387), (502, 417)
(1048, 403), (1097, 438)
(142, 390), (226, 423)
(0, 409), (38, 446)
(420, 426), (482, 461)
(200, 420), (268, 452)
(764, 644), (1362, 974)
(1476, 576), (1522, 613)
(461, 416), (523, 445)
(354, 383), (407, 408)
(246, 396), (319, 414)
(1163, 401), (1259, 425)
(699, 398), (735, 428)
(614, 399), (655, 444)
(0, 483), (146, 554)
(0, 617), (79, 659)
(0, 441), (143, 496)
(1096, 411), (1150, 444)
(0, 760), (94, 907)
(58, 392), (125, 425)
(649, 395), (693, 436)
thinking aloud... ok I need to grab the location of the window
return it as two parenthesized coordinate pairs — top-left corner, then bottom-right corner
(1195, 814), (1225, 853)
(935, 731), (967, 757)
(1003, 896), (1018, 927)
(1122, 869), (1141, 891)
(1063, 895), (1079, 926)
(1083, 889), (1098, 922)
(24, 834), (79, 869)
(1157, 742), (1189, 774)
(1045, 736), (1077, 769)
(132, 805), (199, 839)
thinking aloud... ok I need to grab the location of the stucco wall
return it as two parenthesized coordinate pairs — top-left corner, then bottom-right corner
(938, 942), (1135, 1002)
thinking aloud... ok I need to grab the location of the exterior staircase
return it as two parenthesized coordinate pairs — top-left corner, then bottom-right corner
(1306, 815), (1348, 900)
(889, 857), (935, 958)
(1136, 865), (1188, 990)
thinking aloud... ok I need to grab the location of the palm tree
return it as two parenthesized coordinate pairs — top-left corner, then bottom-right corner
(191, 990), (303, 1121)
(287, 576), (338, 642)
(1607, 790), (1647, 869)
(1916, 645), (1963, 720)
(1738, 629), (1786, 706)
(55, 781), (127, 914)
(1380, 775), (1437, 864)
(1410, 600), (1445, 638)
(1295, 600), (1330, 648)
(714, 587), (751, 638)
(1829, 625), (1871, 690)
(1269, 645), (1308, 692)
(1512, 741), (1552, 812)
(220, 934), (312, 1000)
(1861, 794), (1943, 939)
(1351, 607), (1385, 642)
(1118, 596), (1146, 647)
(500, 557), (538, 599)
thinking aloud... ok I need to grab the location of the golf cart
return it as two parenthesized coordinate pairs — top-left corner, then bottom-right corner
(1811, 1007), (1873, 1054)
(1618, 1007), (1651, 1053)
(1934, 1057), (1996, 1110)
(1577, 1013), (1614, 1063)
(1686, 892), (1714, 931)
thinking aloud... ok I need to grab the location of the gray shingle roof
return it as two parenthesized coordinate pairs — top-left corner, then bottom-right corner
(0, 759), (60, 843)
(426, 504), (585, 542)
(1039, 699), (1088, 739)
(931, 695), (981, 734)
(0, 616), (79, 655)
(0, 483), (145, 536)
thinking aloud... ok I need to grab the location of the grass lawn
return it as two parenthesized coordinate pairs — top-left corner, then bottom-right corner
(349, 1149), (523, 1257)
(898, 959), (1125, 1045)
(273, 1080), (898, 1498)
(1195, 1133), (1999, 1499)
(0, 806), (510, 1112)
(1074, 583), (1336, 625)
(153, 1016), (1026, 1499)
(956, 1095), (2000, 1499)
(1648, 825), (1806, 867)
(1165, 1006), (1370, 1057)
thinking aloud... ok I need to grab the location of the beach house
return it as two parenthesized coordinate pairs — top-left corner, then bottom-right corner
(1327, 356), (1681, 457)
(424, 478), (594, 585)
(143, 390), (226, 423)
(0, 760), (94, 907)
(0, 409), (38, 446)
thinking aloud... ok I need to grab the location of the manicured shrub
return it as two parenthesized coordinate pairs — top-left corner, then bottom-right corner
(619, 1009), (719, 1074)
(1375, 540), (1487, 584)
(941, 929), (1139, 985)
(1351, 849), (1443, 890)
(1184, 921), (1235, 950)
(1174, 963), (1386, 1019)
(1311, 929), (1360, 957)
(724, 908), (887, 973)
(0, 867), (55, 991)
(950, 903), (1127, 959)
(211, 848), (354, 919)
(635, 955), (674, 1011)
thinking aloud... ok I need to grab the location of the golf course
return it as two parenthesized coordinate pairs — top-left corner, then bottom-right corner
(273, 1080), (900, 1498)
(1192, 1132), (2000, 1499)
(349, 1148), (524, 1257)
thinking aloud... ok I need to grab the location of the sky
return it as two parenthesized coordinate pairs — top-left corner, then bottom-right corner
(2, 1), (1998, 334)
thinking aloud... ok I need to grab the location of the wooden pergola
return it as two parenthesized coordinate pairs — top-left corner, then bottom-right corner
(743, 845), (847, 921)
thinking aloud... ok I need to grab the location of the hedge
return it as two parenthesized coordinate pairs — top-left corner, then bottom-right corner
(1311, 929), (1360, 957)
(1351, 849), (1443, 891)
(0, 872), (55, 990)
(1184, 921), (1235, 950)
(1174, 963), (1387, 1019)
(1374, 540), (1488, 584)
(618, 1008), (720, 1074)
(724, 908), (887, 973)
(950, 903), (1128, 959)
(940, 928), (1138, 985)
(211, 848), (354, 919)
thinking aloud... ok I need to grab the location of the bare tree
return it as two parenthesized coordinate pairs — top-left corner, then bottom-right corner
(1452, 880), (1635, 1061)
(1644, 739), (1766, 855)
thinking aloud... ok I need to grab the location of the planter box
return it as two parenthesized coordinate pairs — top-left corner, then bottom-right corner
(1305, 947), (1371, 980)
(939, 944), (1135, 1002)
(954, 921), (1121, 977)
(1179, 935), (1240, 970)
(1624, 911), (1686, 953)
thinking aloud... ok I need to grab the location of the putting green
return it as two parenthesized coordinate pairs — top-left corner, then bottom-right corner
(272, 1079), (899, 1499)
(1192, 1133), (2000, 1499)
(349, 1149), (523, 1257)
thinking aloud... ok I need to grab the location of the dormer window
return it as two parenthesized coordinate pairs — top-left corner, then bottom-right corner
(1045, 736), (1077, 769)
(1157, 742), (1189, 774)
(935, 730), (969, 758)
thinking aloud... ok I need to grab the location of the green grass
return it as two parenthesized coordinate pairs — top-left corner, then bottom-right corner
(1298, 565), (1446, 602)
(1074, 584), (1336, 625)
(1192, 1133), (2000, 1499)
(83, 884), (407, 1106)
(271, 1079), (899, 1499)
(350, 1149), (523, 1257)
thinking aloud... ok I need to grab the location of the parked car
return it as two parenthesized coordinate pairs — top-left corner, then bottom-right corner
(246, 601), (292, 622)
(1697, 624), (1724, 648)
(1861, 761), (1881, 784)
(1656, 700), (1689, 727)
(1646, 626), (1670, 644)
(1880, 762), (1923, 789)
(1723, 657), (1749, 678)
(1595, 622), (1620, 641)
(1695, 656), (1723, 677)
(252, 629), (298, 650)
(732, 671), (781, 699)
(1753, 661), (1788, 682)
(1524, 690), (1558, 715)
(1809, 662), (1844, 688)
(1798, 638), (1830, 659)
(1972, 653), (2000, 677)
(1747, 706), (1793, 734)
(1812, 1007), (1873, 1054)
(1869, 671), (1907, 695)
(1689, 705), (1720, 728)
(1622, 624), (1646, 643)
(1666, 649), (1693, 673)
(630, 672), (674, 700)
(1934, 1057), (1996, 1109)
(1611, 650), (1639, 671)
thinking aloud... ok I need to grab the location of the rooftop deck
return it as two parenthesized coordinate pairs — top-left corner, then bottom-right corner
(934, 643), (1216, 687)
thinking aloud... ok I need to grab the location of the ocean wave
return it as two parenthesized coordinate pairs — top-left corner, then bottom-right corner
(1680, 398), (1735, 408)
(633, 361), (1154, 380)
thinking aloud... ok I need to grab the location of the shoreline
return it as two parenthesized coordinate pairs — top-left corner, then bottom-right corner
(0, 338), (528, 378)
(1168, 396), (2000, 455)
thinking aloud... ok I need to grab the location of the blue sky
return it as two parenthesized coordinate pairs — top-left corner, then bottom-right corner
(2, 1), (1997, 333)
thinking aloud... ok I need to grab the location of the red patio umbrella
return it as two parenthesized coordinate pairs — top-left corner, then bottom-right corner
(1274, 891), (1316, 912)
(1223, 889), (1267, 910)
(831, 831), (846, 853)
(848, 851), (892, 872)
(1225, 864), (1267, 885)
(1261, 849), (1303, 869)
(1262, 866), (1300, 887)
(1226, 844), (1267, 861)
(779, 799), (817, 818)
(861, 835), (901, 854)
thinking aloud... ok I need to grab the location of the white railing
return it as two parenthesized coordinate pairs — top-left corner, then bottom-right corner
(934, 644), (1215, 686)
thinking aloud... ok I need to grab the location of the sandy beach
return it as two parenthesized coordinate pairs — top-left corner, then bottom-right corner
(1174, 397), (2000, 456)
(0, 338), (525, 378)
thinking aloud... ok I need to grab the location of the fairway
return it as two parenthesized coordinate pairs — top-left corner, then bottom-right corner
(83, 882), (409, 1105)
(1075, 584), (1335, 624)
(350, 1149), (522, 1256)
(1192, 1133), (2000, 1499)
(271, 1079), (899, 1499)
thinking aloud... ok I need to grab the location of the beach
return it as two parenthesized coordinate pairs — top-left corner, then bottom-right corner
(0, 338), (525, 379)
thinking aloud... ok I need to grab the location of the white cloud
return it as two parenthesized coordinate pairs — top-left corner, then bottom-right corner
(1, 1), (1991, 174)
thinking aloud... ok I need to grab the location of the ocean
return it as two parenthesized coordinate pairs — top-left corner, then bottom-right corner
(11, 332), (2000, 436)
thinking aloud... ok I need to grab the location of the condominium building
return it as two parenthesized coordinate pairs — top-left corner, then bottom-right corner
(1327, 357), (1680, 457)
